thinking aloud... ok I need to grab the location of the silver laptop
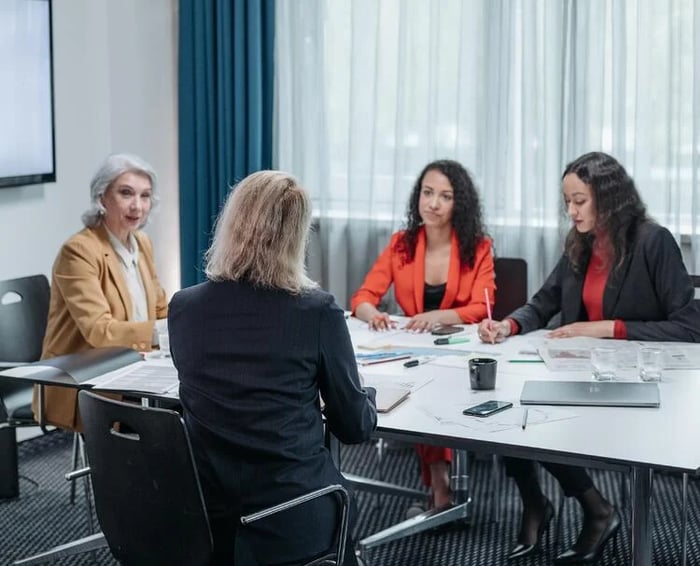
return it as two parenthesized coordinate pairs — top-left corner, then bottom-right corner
(520, 380), (660, 408)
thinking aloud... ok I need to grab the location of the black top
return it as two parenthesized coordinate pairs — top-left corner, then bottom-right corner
(423, 282), (446, 312)
(509, 222), (700, 342)
(168, 280), (377, 525)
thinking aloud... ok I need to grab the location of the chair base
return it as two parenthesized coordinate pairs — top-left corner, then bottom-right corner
(13, 532), (107, 566)
(357, 499), (471, 553)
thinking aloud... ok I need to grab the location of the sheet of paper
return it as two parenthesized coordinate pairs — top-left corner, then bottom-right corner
(416, 402), (578, 433)
(363, 372), (434, 393)
(83, 361), (179, 394)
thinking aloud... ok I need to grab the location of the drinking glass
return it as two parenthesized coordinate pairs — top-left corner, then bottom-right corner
(158, 331), (171, 358)
(638, 347), (662, 382)
(591, 347), (616, 381)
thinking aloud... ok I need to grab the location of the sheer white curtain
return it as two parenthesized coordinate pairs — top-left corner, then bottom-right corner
(275, 0), (700, 309)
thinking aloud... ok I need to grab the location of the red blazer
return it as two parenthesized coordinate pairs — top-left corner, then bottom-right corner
(351, 229), (495, 323)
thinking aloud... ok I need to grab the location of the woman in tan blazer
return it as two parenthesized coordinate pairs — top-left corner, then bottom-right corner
(34, 154), (168, 430)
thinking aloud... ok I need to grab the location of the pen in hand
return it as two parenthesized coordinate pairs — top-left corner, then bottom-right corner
(484, 288), (495, 344)
(521, 408), (529, 430)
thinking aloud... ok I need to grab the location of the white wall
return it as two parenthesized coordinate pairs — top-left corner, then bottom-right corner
(0, 0), (180, 296)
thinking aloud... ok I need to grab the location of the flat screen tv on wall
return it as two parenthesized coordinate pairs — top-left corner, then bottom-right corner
(0, 0), (56, 189)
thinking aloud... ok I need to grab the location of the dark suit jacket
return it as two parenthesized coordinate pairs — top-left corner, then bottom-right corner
(509, 222), (700, 342)
(168, 280), (377, 563)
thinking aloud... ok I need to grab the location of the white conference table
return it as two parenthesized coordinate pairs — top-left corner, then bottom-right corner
(351, 319), (700, 566)
(5, 322), (700, 566)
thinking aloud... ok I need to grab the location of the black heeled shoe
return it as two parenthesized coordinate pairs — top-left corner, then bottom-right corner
(553, 507), (621, 564)
(507, 499), (555, 560)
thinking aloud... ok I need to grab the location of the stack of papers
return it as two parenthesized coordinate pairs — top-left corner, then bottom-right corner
(83, 361), (179, 396)
(356, 351), (412, 366)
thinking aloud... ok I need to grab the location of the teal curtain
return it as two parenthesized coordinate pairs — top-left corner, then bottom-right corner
(178, 0), (275, 287)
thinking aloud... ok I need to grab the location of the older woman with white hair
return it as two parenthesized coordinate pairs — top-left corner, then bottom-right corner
(34, 153), (168, 431)
(168, 170), (377, 565)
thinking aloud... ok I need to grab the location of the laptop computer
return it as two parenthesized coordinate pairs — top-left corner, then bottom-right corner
(520, 380), (660, 408)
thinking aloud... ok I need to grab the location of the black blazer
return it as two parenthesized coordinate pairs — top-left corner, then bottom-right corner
(168, 280), (376, 562)
(509, 223), (700, 342)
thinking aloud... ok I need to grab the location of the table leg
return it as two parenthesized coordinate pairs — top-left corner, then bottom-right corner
(630, 466), (653, 566)
(682, 472), (688, 566)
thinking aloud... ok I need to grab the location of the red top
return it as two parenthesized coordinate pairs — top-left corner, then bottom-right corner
(507, 246), (627, 338)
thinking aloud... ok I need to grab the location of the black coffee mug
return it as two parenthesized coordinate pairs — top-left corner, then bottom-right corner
(469, 358), (497, 390)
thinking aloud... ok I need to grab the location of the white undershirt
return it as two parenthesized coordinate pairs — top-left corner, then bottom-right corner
(106, 228), (149, 323)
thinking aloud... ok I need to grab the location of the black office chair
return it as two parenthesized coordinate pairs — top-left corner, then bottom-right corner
(482, 258), (529, 521)
(239, 484), (351, 566)
(493, 257), (528, 320)
(0, 274), (50, 499)
(78, 390), (213, 566)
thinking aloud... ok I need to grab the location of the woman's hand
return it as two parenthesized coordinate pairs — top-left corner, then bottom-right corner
(404, 311), (446, 332)
(547, 321), (614, 339)
(368, 312), (398, 331)
(478, 319), (510, 343)
(355, 302), (397, 331)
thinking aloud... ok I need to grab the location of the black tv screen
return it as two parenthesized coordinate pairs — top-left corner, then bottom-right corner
(0, 0), (55, 188)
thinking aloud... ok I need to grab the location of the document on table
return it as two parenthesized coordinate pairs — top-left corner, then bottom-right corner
(83, 361), (179, 395)
(417, 403), (578, 433)
(531, 337), (634, 371)
(363, 372), (434, 393)
(644, 342), (700, 369)
(530, 336), (700, 371)
(356, 328), (476, 351)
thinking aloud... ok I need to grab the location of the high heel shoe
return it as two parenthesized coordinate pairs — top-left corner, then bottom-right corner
(507, 499), (555, 560)
(553, 507), (621, 564)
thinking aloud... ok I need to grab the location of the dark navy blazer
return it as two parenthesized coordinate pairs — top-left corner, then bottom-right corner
(169, 280), (376, 563)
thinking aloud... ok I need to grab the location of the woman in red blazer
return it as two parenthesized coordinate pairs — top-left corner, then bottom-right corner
(351, 159), (495, 511)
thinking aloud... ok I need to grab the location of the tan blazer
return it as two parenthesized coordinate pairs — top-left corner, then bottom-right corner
(33, 224), (168, 430)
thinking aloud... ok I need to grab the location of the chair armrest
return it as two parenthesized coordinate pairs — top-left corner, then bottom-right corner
(240, 484), (349, 525)
(65, 467), (91, 481)
(240, 484), (350, 566)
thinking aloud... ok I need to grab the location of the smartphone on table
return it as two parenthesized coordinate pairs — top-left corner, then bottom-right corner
(462, 400), (513, 417)
(431, 324), (464, 336)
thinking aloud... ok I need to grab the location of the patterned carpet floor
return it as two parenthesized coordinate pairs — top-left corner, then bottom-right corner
(1, 431), (699, 565)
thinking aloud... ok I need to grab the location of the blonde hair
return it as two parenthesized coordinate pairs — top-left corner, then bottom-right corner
(205, 170), (317, 293)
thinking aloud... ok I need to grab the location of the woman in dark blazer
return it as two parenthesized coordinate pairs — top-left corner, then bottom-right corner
(168, 171), (377, 565)
(479, 152), (700, 564)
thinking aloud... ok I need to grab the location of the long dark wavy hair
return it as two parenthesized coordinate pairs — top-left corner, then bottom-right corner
(397, 159), (486, 268)
(563, 152), (648, 272)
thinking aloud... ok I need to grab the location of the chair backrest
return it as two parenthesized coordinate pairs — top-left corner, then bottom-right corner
(78, 390), (213, 566)
(0, 274), (50, 364)
(492, 258), (528, 321)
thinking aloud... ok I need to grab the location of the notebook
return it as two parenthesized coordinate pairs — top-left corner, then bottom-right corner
(374, 386), (411, 413)
(520, 380), (660, 408)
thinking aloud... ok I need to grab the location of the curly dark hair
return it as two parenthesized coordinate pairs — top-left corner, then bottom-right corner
(563, 151), (648, 272)
(396, 159), (487, 268)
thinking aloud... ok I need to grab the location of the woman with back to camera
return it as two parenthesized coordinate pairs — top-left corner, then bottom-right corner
(35, 153), (168, 431)
(351, 159), (495, 513)
(168, 171), (377, 565)
(479, 151), (700, 563)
